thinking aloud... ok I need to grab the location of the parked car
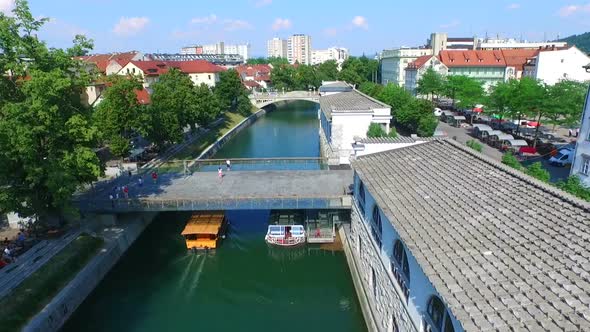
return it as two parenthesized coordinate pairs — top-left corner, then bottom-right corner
(548, 147), (574, 167)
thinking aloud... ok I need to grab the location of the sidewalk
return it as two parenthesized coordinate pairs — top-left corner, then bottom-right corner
(436, 122), (504, 161)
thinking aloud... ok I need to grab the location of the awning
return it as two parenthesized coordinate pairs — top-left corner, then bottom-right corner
(482, 130), (503, 136)
(492, 134), (514, 140)
(473, 107), (484, 113)
(506, 139), (529, 147)
(453, 116), (466, 120)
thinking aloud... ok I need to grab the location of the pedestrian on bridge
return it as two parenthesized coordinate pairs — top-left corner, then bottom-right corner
(218, 166), (223, 181)
(151, 171), (158, 184)
(226, 159), (231, 171)
(123, 186), (129, 199)
(138, 177), (143, 187)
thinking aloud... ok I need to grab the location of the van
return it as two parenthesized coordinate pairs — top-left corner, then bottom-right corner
(549, 148), (574, 167)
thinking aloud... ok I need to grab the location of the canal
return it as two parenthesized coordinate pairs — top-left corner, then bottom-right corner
(62, 101), (366, 332)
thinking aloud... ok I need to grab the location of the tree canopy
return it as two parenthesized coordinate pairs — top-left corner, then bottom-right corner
(417, 68), (444, 98)
(215, 69), (245, 111)
(0, 0), (101, 221)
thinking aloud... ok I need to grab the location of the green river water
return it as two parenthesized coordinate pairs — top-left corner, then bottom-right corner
(61, 101), (366, 332)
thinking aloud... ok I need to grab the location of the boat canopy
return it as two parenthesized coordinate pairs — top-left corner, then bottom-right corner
(505, 139), (529, 147)
(268, 225), (305, 236)
(473, 124), (493, 130)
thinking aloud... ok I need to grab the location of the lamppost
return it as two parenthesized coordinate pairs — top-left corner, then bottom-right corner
(308, 88), (311, 96)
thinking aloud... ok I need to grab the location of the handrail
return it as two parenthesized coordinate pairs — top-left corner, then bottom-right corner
(140, 157), (327, 165)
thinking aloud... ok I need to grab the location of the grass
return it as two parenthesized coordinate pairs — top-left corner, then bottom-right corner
(466, 139), (483, 152)
(174, 108), (257, 160)
(0, 234), (104, 331)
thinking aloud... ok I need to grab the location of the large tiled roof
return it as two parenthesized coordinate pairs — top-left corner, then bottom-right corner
(352, 139), (590, 331)
(129, 60), (224, 76)
(78, 51), (138, 73)
(320, 90), (390, 117)
(439, 50), (507, 67)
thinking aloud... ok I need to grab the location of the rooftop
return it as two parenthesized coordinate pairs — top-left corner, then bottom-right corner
(320, 89), (390, 117)
(439, 50), (507, 67)
(352, 139), (590, 331)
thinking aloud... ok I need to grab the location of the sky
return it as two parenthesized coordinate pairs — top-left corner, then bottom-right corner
(1, 0), (590, 56)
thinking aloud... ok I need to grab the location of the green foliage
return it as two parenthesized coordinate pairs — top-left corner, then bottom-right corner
(544, 80), (588, 128)
(269, 64), (295, 91)
(315, 60), (339, 82)
(388, 127), (398, 138)
(236, 92), (253, 117)
(0, 0), (101, 221)
(367, 123), (386, 138)
(358, 82), (383, 98)
(417, 68), (444, 97)
(466, 139), (483, 152)
(94, 75), (143, 157)
(378, 83), (413, 112)
(215, 69), (244, 110)
(293, 64), (320, 89)
(68, 35), (94, 57)
(193, 83), (221, 126)
(502, 152), (524, 170)
(559, 32), (590, 54)
(525, 162), (550, 183)
(443, 75), (485, 109)
(247, 56), (289, 66)
(337, 56), (378, 87)
(557, 176), (590, 201)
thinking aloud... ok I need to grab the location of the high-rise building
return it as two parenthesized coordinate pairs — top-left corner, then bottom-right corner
(267, 38), (288, 59)
(180, 42), (251, 61)
(288, 34), (312, 65)
(311, 47), (349, 67)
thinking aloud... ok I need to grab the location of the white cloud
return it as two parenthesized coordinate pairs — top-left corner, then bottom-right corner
(0, 0), (14, 15)
(558, 4), (590, 17)
(113, 16), (149, 36)
(272, 18), (292, 31)
(507, 3), (521, 10)
(191, 14), (218, 24)
(351, 16), (368, 29)
(323, 28), (338, 37)
(223, 19), (253, 31)
(255, 0), (272, 7)
(439, 20), (460, 29)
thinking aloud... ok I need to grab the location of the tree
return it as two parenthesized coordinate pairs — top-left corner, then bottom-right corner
(506, 77), (546, 143)
(488, 80), (514, 121)
(68, 35), (94, 57)
(501, 152), (523, 170)
(270, 64), (296, 91)
(193, 83), (221, 127)
(215, 69), (244, 111)
(294, 64), (319, 89)
(525, 162), (550, 183)
(94, 76), (143, 157)
(236, 92), (253, 117)
(416, 68), (444, 99)
(442, 75), (485, 110)
(150, 69), (195, 138)
(557, 176), (590, 201)
(315, 60), (339, 82)
(367, 123), (386, 138)
(378, 84), (414, 114)
(267, 57), (289, 67)
(0, 0), (101, 222)
(358, 82), (383, 98)
(544, 80), (587, 129)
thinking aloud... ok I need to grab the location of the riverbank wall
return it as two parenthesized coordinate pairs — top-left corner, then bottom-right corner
(23, 212), (158, 332)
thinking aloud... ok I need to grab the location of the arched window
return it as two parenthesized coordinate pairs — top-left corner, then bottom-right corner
(393, 240), (410, 282)
(370, 205), (382, 247)
(358, 181), (366, 216)
(426, 296), (455, 332)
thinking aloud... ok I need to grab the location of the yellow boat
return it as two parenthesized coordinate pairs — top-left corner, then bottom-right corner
(182, 212), (227, 251)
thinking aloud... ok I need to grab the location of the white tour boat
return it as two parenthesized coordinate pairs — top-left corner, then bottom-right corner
(265, 225), (306, 247)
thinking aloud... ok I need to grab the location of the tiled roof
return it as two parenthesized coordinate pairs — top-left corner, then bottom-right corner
(129, 60), (224, 76)
(352, 139), (590, 332)
(320, 89), (390, 117)
(501, 49), (539, 71)
(135, 89), (150, 105)
(358, 136), (417, 144)
(78, 52), (138, 73)
(439, 50), (507, 67)
(407, 55), (435, 70)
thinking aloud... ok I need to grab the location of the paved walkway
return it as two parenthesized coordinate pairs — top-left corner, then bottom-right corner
(437, 122), (504, 161)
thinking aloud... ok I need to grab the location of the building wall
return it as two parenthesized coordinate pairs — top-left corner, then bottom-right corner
(351, 173), (464, 332)
(532, 47), (590, 85)
(447, 66), (505, 90)
(267, 38), (288, 58)
(331, 112), (374, 164)
(288, 34), (312, 65)
(380, 49), (433, 86)
(311, 47), (349, 66)
(571, 86), (590, 187)
(188, 72), (220, 87)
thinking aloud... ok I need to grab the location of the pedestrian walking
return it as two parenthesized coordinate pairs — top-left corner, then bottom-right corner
(123, 186), (129, 199)
(218, 166), (223, 181)
(138, 177), (143, 187)
(151, 171), (158, 184)
(109, 194), (115, 208)
(226, 159), (231, 171)
(568, 128), (573, 137)
(3, 247), (15, 262)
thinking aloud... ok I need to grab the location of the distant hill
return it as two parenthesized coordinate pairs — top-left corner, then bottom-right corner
(559, 32), (590, 53)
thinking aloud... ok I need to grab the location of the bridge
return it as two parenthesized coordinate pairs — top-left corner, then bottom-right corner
(76, 159), (353, 213)
(250, 91), (319, 108)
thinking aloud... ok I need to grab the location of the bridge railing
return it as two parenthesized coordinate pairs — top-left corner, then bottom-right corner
(76, 195), (351, 212)
(141, 157), (328, 174)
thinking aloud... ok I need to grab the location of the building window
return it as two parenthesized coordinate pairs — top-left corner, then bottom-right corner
(389, 315), (399, 332)
(392, 240), (410, 299)
(358, 181), (366, 216)
(426, 296), (455, 332)
(582, 156), (590, 176)
(132, 68), (136, 74)
(208, 74), (211, 80)
(371, 267), (377, 299)
(371, 205), (382, 248)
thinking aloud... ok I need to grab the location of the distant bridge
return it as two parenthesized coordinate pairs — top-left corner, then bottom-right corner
(250, 91), (320, 108)
(76, 159), (352, 213)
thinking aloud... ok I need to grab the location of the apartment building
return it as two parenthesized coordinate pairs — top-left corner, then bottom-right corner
(267, 37), (288, 58)
(288, 34), (312, 65)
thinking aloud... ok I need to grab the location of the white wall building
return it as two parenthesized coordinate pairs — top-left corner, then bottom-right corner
(477, 38), (567, 50)
(404, 55), (448, 96)
(380, 48), (433, 86)
(119, 60), (224, 89)
(288, 34), (312, 65)
(319, 87), (392, 165)
(311, 47), (349, 67)
(267, 38), (288, 59)
(523, 46), (590, 85)
(181, 42), (251, 60)
(571, 83), (590, 187)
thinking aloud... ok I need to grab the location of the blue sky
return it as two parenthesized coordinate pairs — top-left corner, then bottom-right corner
(2, 0), (590, 56)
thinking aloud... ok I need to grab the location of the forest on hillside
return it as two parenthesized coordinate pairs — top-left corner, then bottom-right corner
(559, 32), (590, 53)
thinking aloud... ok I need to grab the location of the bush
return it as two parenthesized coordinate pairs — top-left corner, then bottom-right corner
(367, 123), (386, 138)
(502, 152), (523, 170)
(525, 162), (550, 183)
(557, 176), (590, 201)
(466, 139), (483, 152)
(388, 127), (398, 138)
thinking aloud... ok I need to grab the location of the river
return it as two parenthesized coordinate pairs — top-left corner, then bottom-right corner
(61, 101), (366, 332)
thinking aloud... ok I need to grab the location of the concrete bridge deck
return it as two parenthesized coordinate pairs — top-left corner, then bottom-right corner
(76, 170), (353, 212)
(250, 91), (319, 108)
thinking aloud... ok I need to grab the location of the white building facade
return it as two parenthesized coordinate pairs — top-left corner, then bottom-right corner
(404, 55), (448, 96)
(319, 88), (392, 165)
(181, 42), (251, 60)
(311, 47), (349, 67)
(267, 38), (288, 59)
(571, 84), (590, 187)
(523, 46), (590, 85)
(288, 34), (312, 65)
(380, 48), (433, 86)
